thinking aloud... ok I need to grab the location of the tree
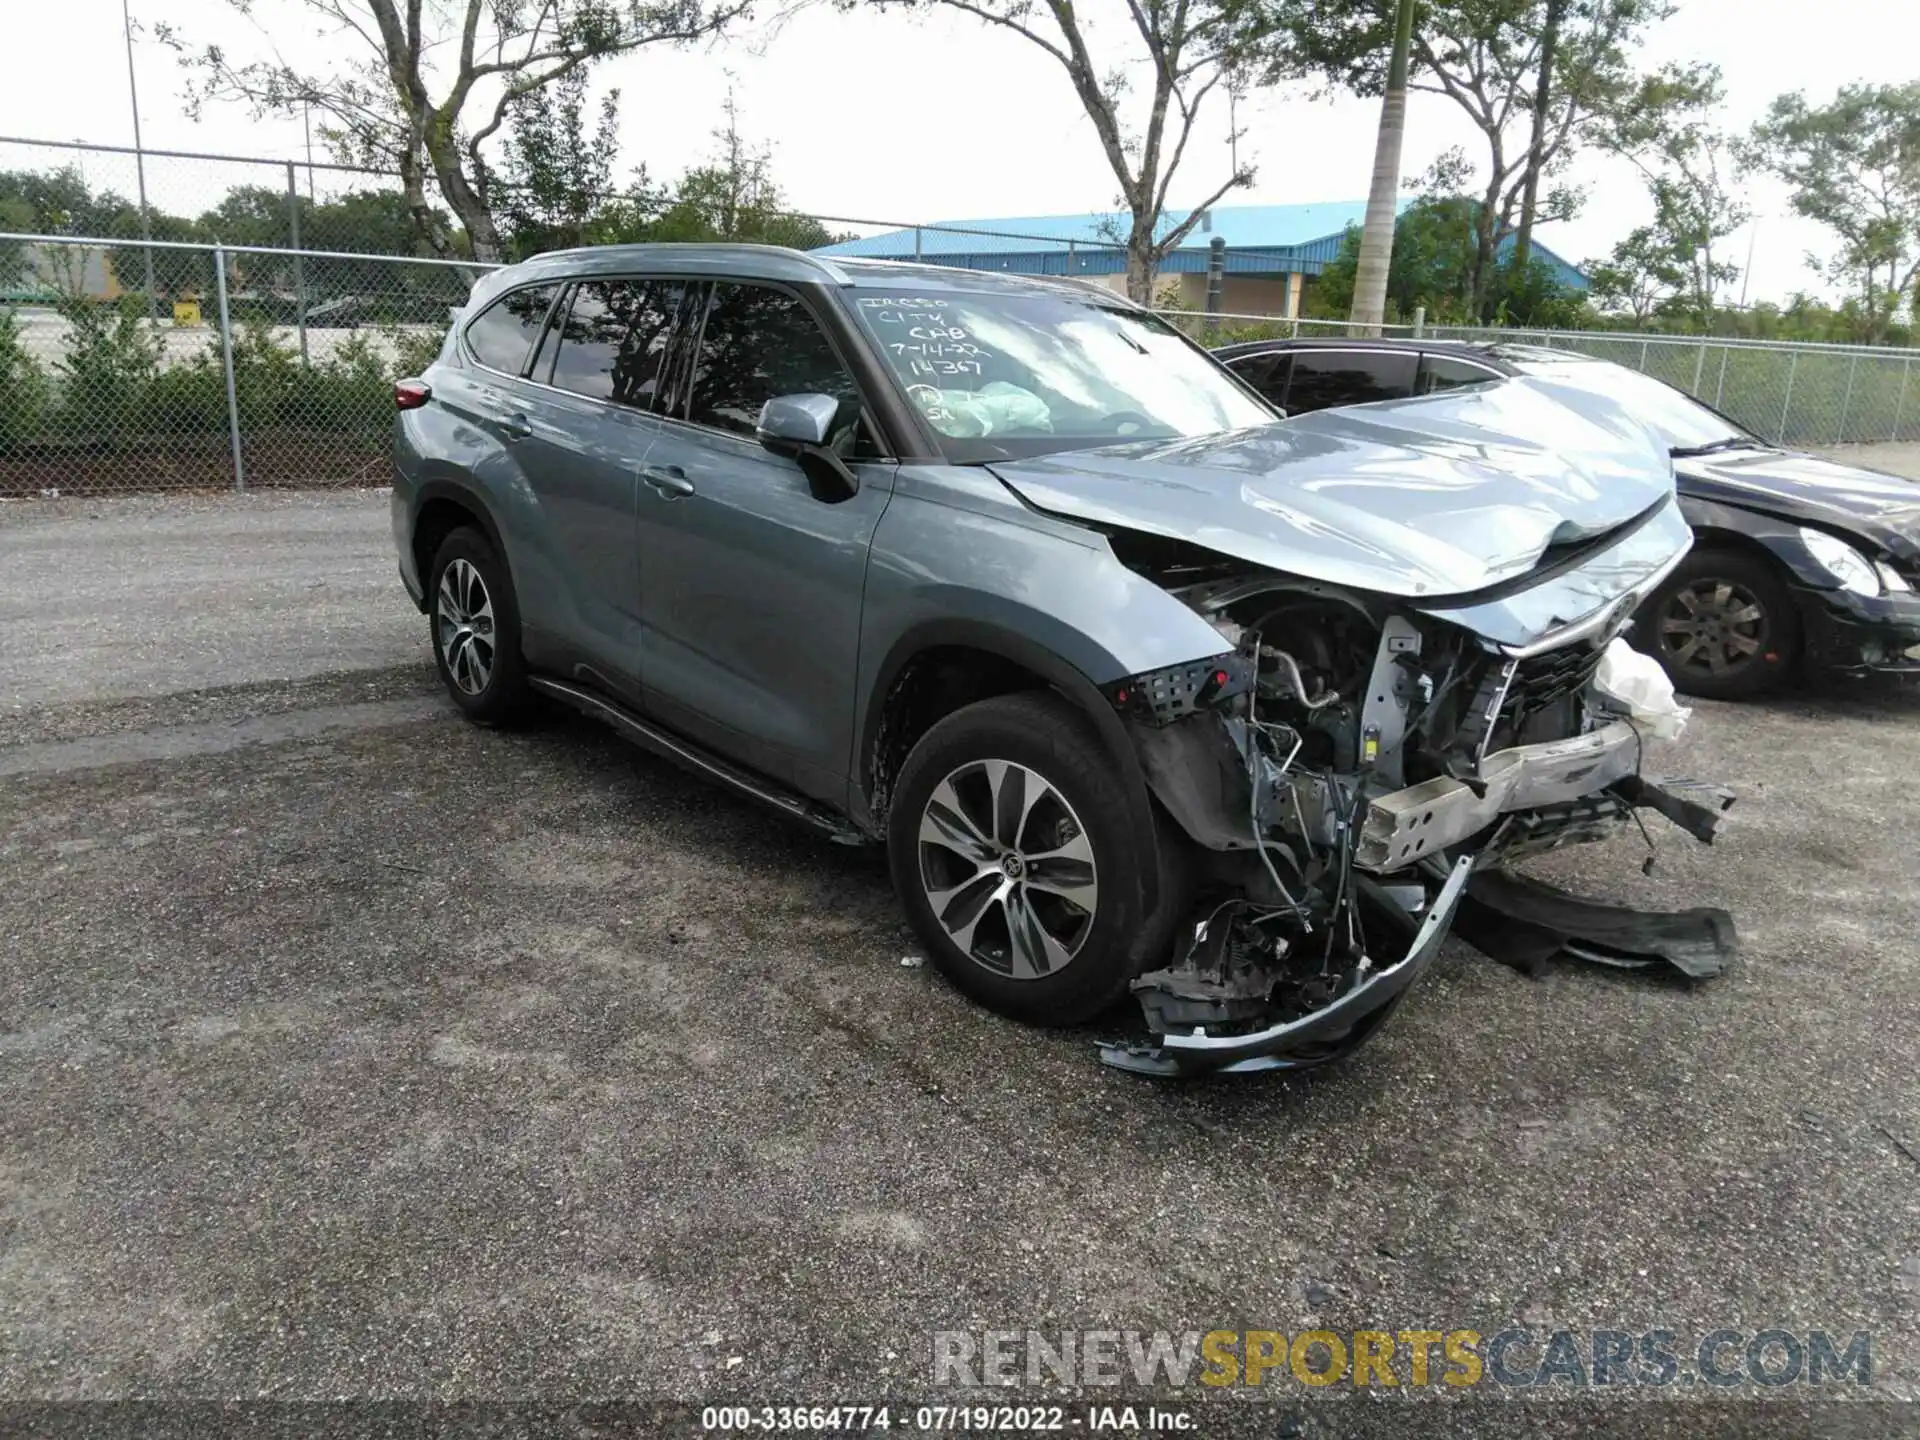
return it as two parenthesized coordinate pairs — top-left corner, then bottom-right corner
(489, 67), (623, 259)
(861, 0), (1258, 301)
(1312, 192), (1587, 325)
(1600, 63), (1744, 327)
(168, 0), (756, 261)
(1745, 82), (1920, 344)
(1350, 0), (1416, 332)
(642, 97), (839, 249)
(1257, 0), (1692, 318)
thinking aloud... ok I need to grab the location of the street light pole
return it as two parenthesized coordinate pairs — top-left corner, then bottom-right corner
(121, 0), (160, 319)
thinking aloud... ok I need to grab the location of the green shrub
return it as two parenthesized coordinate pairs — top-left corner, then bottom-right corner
(0, 307), (50, 448)
(138, 354), (231, 437)
(384, 324), (447, 379)
(286, 331), (391, 440)
(53, 295), (161, 445)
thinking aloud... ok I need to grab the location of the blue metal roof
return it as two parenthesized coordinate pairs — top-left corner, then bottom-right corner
(814, 202), (1588, 291)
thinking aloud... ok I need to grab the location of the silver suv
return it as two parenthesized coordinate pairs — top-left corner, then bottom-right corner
(392, 244), (1730, 1075)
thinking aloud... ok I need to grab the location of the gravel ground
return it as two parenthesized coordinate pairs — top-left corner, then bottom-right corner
(1, 492), (1916, 1439)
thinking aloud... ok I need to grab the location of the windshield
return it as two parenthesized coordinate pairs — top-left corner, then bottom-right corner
(847, 287), (1276, 461)
(1510, 357), (1758, 453)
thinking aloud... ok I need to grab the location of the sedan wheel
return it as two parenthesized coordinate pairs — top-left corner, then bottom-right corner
(916, 758), (1098, 981)
(1658, 577), (1768, 683)
(1637, 547), (1800, 700)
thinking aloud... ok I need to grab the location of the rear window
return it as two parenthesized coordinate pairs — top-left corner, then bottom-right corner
(1284, 350), (1418, 412)
(463, 285), (558, 376)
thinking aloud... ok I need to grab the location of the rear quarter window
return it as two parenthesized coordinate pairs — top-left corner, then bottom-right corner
(1284, 350), (1419, 412)
(463, 285), (559, 376)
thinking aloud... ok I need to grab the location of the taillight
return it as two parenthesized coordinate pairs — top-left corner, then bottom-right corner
(395, 379), (432, 411)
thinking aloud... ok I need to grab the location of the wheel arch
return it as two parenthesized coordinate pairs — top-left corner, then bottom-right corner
(1677, 497), (1832, 592)
(411, 479), (512, 611)
(855, 619), (1162, 914)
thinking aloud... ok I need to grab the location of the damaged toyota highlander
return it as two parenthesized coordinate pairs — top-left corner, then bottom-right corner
(392, 245), (1735, 1077)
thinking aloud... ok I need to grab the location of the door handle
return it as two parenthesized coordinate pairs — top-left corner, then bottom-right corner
(502, 413), (533, 440)
(641, 464), (696, 499)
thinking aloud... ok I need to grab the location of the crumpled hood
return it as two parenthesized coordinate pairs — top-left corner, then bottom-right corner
(985, 376), (1676, 598)
(1678, 449), (1920, 563)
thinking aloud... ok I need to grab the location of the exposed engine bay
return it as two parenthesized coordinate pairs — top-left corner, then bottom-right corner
(1100, 573), (1738, 1077)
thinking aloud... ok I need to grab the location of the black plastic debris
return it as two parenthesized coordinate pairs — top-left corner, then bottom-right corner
(1454, 868), (1737, 980)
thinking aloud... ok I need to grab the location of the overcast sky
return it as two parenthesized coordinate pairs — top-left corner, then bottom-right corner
(4, 0), (1913, 307)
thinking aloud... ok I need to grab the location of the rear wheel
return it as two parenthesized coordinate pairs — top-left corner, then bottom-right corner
(1636, 547), (1800, 700)
(428, 527), (532, 723)
(888, 692), (1154, 1026)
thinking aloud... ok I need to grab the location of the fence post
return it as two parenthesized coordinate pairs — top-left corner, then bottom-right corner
(1714, 346), (1730, 409)
(913, 227), (922, 261)
(1777, 350), (1799, 446)
(286, 162), (310, 368)
(1835, 352), (1858, 444)
(1204, 236), (1225, 335)
(214, 243), (245, 492)
(1412, 305), (1426, 338)
(1638, 337), (1650, 374)
(1692, 337), (1707, 394)
(1895, 354), (1913, 442)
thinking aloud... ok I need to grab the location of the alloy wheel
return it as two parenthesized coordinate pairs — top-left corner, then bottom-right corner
(1659, 578), (1768, 680)
(436, 558), (496, 695)
(916, 759), (1099, 980)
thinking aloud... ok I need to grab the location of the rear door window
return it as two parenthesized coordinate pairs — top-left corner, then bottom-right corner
(464, 285), (560, 376)
(1282, 350), (1419, 412)
(1226, 352), (1290, 407)
(545, 278), (687, 410)
(1419, 354), (1501, 395)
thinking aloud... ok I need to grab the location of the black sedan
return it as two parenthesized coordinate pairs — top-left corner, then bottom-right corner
(1214, 337), (1920, 699)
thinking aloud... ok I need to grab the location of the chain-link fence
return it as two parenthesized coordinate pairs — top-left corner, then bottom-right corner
(1428, 325), (1919, 450)
(1162, 309), (1920, 449)
(8, 229), (1920, 499)
(0, 135), (424, 263)
(1, 234), (487, 497)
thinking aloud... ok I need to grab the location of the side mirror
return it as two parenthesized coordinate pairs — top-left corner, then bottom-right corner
(756, 392), (860, 503)
(757, 393), (840, 453)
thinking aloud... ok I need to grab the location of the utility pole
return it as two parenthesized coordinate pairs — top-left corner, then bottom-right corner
(1511, 0), (1565, 275)
(122, 0), (159, 318)
(1349, 0), (1416, 335)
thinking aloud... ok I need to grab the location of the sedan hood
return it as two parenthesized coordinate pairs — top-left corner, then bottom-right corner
(1678, 449), (1920, 563)
(986, 376), (1676, 598)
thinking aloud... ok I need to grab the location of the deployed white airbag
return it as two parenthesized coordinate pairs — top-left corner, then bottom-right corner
(1593, 636), (1690, 740)
(911, 381), (1052, 438)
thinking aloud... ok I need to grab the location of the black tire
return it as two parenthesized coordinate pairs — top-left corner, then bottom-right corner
(1634, 546), (1802, 701)
(888, 692), (1157, 1026)
(426, 526), (533, 724)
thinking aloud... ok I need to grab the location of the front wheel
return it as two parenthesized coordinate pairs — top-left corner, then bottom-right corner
(1635, 547), (1801, 700)
(887, 692), (1152, 1026)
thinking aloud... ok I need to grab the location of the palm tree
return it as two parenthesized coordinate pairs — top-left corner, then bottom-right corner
(1349, 0), (1417, 335)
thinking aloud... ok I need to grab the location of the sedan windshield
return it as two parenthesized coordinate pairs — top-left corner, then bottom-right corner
(1511, 357), (1762, 454)
(848, 287), (1276, 461)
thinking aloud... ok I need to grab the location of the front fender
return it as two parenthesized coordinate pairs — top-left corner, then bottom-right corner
(1678, 494), (1847, 592)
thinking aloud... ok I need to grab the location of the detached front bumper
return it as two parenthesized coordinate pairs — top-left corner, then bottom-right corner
(1102, 858), (1476, 1077)
(1798, 584), (1920, 676)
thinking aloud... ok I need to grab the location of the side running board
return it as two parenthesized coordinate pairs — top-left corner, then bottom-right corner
(527, 675), (870, 846)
